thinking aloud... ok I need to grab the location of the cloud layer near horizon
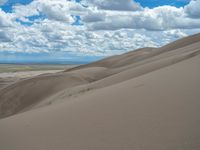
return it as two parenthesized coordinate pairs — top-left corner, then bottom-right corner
(0, 0), (200, 56)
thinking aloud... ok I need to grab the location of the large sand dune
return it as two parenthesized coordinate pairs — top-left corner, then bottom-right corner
(0, 33), (200, 150)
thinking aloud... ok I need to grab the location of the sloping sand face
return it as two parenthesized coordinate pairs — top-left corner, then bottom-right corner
(0, 33), (200, 150)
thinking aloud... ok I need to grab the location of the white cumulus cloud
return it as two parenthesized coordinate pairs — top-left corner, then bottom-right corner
(184, 0), (200, 18)
(81, 0), (141, 11)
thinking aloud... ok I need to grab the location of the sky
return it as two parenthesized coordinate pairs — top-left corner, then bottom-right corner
(0, 0), (200, 63)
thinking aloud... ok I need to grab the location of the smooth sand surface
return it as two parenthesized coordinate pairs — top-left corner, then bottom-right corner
(0, 33), (200, 150)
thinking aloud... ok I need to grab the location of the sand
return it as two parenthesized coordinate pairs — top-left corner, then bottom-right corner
(0, 64), (75, 90)
(0, 70), (64, 90)
(0, 33), (200, 150)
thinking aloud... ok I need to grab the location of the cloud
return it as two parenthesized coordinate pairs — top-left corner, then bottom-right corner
(82, 10), (105, 22)
(0, 0), (7, 5)
(39, 3), (74, 22)
(81, 0), (141, 11)
(83, 5), (200, 31)
(0, 9), (13, 27)
(164, 29), (187, 38)
(0, 31), (12, 42)
(0, 0), (200, 57)
(12, 2), (39, 18)
(13, 0), (86, 23)
(163, 29), (188, 43)
(184, 0), (200, 18)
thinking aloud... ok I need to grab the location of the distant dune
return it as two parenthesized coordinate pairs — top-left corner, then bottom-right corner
(0, 33), (200, 150)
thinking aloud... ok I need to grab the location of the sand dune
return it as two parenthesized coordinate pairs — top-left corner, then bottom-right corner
(0, 70), (64, 90)
(0, 33), (200, 150)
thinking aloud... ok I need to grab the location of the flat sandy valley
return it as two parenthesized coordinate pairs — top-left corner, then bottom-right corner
(0, 33), (200, 150)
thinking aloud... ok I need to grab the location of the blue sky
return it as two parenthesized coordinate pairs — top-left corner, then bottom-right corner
(1, 0), (32, 12)
(0, 0), (200, 64)
(135, 0), (190, 8)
